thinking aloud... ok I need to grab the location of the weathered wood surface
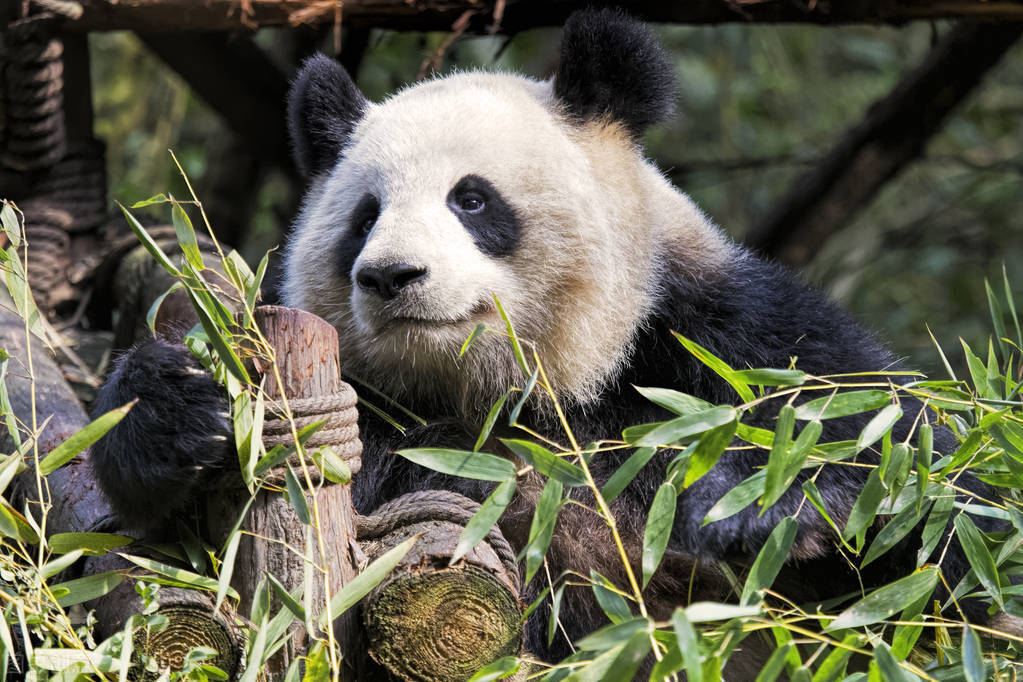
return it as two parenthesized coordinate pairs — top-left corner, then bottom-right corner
(358, 494), (524, 682)
(207, 305), (362, 680)
(54, 0), (1023, 33)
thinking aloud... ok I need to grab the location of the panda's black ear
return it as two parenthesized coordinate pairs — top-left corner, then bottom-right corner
(553, 9), (676, 137)
(287, 54), (368, 178)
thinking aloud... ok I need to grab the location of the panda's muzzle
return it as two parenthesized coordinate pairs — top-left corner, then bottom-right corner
(355, 263), (428, 300)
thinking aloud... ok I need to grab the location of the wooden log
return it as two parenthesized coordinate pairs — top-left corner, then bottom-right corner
(358, 492), (523, 682)
(206, 305), (363, 680)
(0, 288), (243, 677)
(58, 0), (1023, 34)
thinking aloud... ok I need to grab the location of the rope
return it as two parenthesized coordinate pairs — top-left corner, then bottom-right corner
(1, 27), (65, 171)
(260, 386), (363, 480)
(357, 490), (520, 581)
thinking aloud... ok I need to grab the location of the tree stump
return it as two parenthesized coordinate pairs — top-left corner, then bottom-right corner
(358, 491), (524, 681)
(206, 305), (363, 680)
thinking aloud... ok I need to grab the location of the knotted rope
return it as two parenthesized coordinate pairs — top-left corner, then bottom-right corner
(358, 490), (520, 581)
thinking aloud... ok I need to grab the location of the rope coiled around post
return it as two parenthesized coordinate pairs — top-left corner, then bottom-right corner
(261, 383), (363, 475)
(357, 490), (520, 582)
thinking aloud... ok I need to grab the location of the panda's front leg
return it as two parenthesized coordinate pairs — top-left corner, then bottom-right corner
(90, 337), (233, 531)
(668, 452), (861, 563)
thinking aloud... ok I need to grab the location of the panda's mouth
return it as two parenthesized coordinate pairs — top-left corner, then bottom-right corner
(384, 298), (496, 328)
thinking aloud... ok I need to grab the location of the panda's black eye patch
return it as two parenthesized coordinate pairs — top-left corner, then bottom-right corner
(350, 194), (380, 237)
(337, 193), (379, 280)
(447, 175), (520, 258)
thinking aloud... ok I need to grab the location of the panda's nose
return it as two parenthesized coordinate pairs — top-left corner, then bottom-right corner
(356, 263), (429, 299)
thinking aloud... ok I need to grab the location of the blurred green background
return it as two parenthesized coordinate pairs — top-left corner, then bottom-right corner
(89, 21), (1023, 376)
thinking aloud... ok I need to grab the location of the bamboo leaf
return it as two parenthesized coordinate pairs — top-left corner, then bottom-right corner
(961, 624), (985, 682)
(451, 478), (516, 565)
(501, 439), (587, 487)
(172, 202), (204, 270)
(459, 322), (488, 358)
(469, 656), (520, 682)
(633, 406), (736, 448)
(671, 332), (755, 403)
(794, 390), (891, 421)
(703, 470), (766, 525)
(683, 418), (738, 488)
(283, 466), (310, 525)
(856, 404), (902, 451)
(523, 478), (563, 585)
(843, 468), (885, 540)
(954, 514), (1002, 607)
(591, 572), (632, 624)
(312, 446), (351, 484)
(671, 608), (703, 682)
(48, 532), (132, 556)
(740, 517), (797, 606)
(633, 386), (712, 415)
(601, 447), (656, 504)
(320, 537), (415, 626)
(184, 285), (251, 385)
(826, 567), (939, 631)
(53, 571), (124, 607)
(39, 401), (135, 475)
(642, 482), (677, 587)
(215, 528), (242, 611)
(119, 554), (238, 599)
(398, 448), (516, 482)
(475, 392), (509, 451)
(732, 369), (807, 386)
(40, 549), (84, 579)
(861, 500), (931, 568)
(918, 494), (955, 567)
(871, 642), (920, 682)
(145, 282), (184, 334)
(119, 203), (180, 275)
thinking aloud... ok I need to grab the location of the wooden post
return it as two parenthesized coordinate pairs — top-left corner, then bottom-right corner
(206, 305), (363, 680)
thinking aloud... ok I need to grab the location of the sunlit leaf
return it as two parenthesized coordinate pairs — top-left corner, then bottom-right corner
(740, 517), (797, 606)
(794, 390), (891, 421)
(397, 448), (516, 482)
(642, 482), (677, 587)
(826, 567), (939, 630)
(501, 439), (587, 487)
(451, 478), (516, 564)
(39, 401), (135, 475)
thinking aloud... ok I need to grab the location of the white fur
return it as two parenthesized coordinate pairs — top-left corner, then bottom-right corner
(283, 70), (732, 416)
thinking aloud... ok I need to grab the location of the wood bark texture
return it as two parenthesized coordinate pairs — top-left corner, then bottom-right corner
(206, 305), (363, 681)
(56, 0), (1023, 33)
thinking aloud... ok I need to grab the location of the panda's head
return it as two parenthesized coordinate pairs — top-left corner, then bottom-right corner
(282, 9), (731, 414)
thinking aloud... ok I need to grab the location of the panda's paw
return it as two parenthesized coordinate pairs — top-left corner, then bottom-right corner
(90, 337), (233, 530)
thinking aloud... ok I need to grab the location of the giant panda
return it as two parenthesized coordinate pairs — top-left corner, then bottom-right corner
(91, 8), (1006, 671)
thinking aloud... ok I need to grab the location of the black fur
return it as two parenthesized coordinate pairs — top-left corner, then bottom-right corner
(336, 193), (379, 280)
(553, 9), (677, 137)
(446, 174), (521, 258)
(89, 338), (232, 530)
(287, 53), (367, 178)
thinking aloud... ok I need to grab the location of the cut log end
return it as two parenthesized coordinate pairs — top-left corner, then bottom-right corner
(365, 565), (522, 682)
(134, 605), (239, 678)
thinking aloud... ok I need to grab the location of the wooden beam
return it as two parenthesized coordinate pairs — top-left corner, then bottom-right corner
(743, 21), (1023, 267)
(55, 0), (1023, 34)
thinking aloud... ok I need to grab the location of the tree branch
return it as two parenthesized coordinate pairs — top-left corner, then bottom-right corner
(52, 0), (1023, 34)
(743, 21), (1023, 267)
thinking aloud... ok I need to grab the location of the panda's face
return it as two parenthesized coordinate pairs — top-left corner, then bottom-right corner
(283, 22), (730, 412)
(286, 73), (649, 409)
